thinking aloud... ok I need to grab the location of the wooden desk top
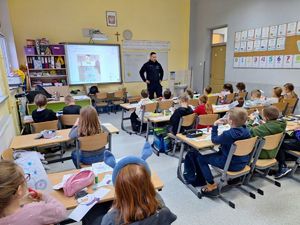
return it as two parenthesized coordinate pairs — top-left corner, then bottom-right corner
(120, 103), (138, 110)
(102, 123), (120, 134)
(176, 133), (214, 150)
(286, 121), (300, 132)
(49, 169), (164, 210)
(10, 129), (71, 149)
(147, 115), (171, 123)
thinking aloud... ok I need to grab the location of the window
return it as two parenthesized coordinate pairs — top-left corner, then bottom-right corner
(0, 34), (10, 97)
(212, 27), (228, 45)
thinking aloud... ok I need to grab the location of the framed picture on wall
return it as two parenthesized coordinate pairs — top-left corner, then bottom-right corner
(106, 11), (117, 27)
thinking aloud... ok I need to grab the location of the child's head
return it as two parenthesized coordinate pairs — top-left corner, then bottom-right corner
(262, 106), (279, 121)
(228, 108), (248, 127)
(204, 86), (212, 95)
(199, 95), (208, 104)
(273, 87), (283, 98)
(284, 83), (294, 94)
(223, 83), (234, 93)
(236, 96), (245, 107)
(0, 161), (27, 216)
(34, 94), (47, 108)
(78, 106), (101, 136)
(163, 89), (172, 99)
(186, 88), (193, 99)
(64, 95), (75, 105)
(179, 93), (190, 105)
(236, 82), (246, 92)
(250, 89), (262, 100)
(140, 89), (148, 99)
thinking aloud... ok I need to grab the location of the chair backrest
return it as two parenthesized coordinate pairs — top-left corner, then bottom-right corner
(188, 99), (199, 107)
(144, 102), (158, 113)
(113, 90), (124, 99)
(224, 93), (236, 103)
(96, 92), (108, 100)
(262, 132), (284, 151)
(60, 115), (79, 127)
(272, 102), (288, 115)
(283, 98), (298, 115)
(237, 92), (248, 99)
(198, 114), (219, 126)
(158, 100), (173, 110)
(182, 113), (197, 127)
(128, 96), (141, 103)
(1, 148), (14, 160)
(233, 136), (258, 156)
(207, 95), (219, 105)
(78, 132), (108, 151)
(247, 105), (264, 115)
(31, 120), (58, 133)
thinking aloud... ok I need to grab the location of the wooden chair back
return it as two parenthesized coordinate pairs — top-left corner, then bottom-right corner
(128, 96), (141, 103)
(233, 136), (258, 156)
(144, 102), (158, 113)
(96, 92), (108, 100)
(247, 105), (264, 115)
(78, 133), (108, 151)
(158, 100), (173, 110)
(207, 95), (219, 105)
(283, 98), (298, 115)
(188, 99), (199, 107)
(272, 102), (288, 115)
(60, 115), (79, 127)
(237, 92), (248, 99)
(198, 114), (219, 126)
(224, 93), (236, 103)
(182, 113), (197, 127)
(262, 132), (284, 151)
(1, 148), (14, 160)
(31, 120), (58, 133)
(113, 90), (124, 99)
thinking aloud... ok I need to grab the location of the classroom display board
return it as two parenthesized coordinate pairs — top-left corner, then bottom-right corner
(233, 21), (300, 69)
(65, 44), (122, 84)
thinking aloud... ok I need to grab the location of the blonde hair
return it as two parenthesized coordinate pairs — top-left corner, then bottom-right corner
(64, 95), (75, 105)
(78, 106), (101, 136)
(34, 94), (47, 107)
(251, 89), (262, 99)
(0, 161), (25, 217)
(229, 108), (248, 127)
(179, 93), (190, 103)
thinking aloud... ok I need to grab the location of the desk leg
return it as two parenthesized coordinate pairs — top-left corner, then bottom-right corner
(108, 133), (112, 151)
(121, 108), (135, 134)
(146, 120), (150, 141)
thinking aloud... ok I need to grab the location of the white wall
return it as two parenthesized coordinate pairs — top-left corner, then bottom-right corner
(190, 0), (300, 98)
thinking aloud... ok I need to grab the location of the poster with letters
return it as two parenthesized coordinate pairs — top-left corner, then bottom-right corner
(297, 21), (300, 35)
(245, 56), (253, 67)
(266, 56), (275, 68)
(260, 39), (268, 51)
(268, 39), (276, 51)
(235, 32), (241, 42)
(254, 40), (261, 51)
(247, 29), (255, 40)
(276, 37), (286, 50)
(274, 55), (284, 68)
(240, 42), (247, 52)
(233, 57), (240, 68)
(287, 22), (297, 36)
(241, 30), (248, 41)
(234, 42), (240, 52)
(259, 56), (267, 68)
(239, 57), (246, 67)
(277, 24), (287, 37)
(283, 55), (293, 68)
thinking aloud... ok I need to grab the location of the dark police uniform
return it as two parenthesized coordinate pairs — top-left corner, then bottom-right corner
(139, 60), (164, 99)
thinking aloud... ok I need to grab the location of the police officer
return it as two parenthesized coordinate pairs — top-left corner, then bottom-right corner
(139, 52), (164, 99)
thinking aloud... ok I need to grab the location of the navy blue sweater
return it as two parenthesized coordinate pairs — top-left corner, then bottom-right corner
(211, 125), (251, 166)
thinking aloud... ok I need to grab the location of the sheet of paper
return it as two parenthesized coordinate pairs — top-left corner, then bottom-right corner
(276, 37), (286, 50)
(247, 41), (254, 52)
(240, 42), (247, 52)
(235, 32), (241, 42)
(262, 27), (270, 39)
(266, 56), (275, 68)
(293, 55), (300, 68)
(92, 162), (113, 175)
(268, 38), (276, 51)
(97, 174), (113, 187)
(274, 55), (284, 68)
(73, 95), (89, 100)
(283, 55), (293, 68)
(259, 56), (267, 68)
(255, 28), (262, 39)
(234, 42), (240, 52)
(260, 39), (268, 51)
(69, 188), (110, 222)
(278, 24), (287, 37)
(239, 57), (246, 67)
(253, 40), (261, 51)
(287, 22), (297, 36)
(241, 30), (248, 41)
(247, 29), (255, 40)
(192, 135), (211, 142)
(252, 56), (259, 68)
(269, 25), (278, 38)
(233, 57), (239, 68)
(245, 57), (253, 67)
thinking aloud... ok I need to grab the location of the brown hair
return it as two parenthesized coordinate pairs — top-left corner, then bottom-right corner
(236, 82), (246, 92)
(229, 108), (248, 127)
(113, 164), (159, 224)
(186, 88), (194, 99)
(64, 95), (75, 105)
(0, 161), (25, 217)
(263, 106), (279, 121)
(223, 83), (233, 93)
(78, 106), (101, 136)
(284, 83), (298, 98)
(163, 89), (172, 99)
(199, 95), (213, 113)
(204, 86), (212, 95)
(141, 89), (148, 98)
(34, 94), (47, 107)
(273, 87), (283, 102)
(251, 89), (262, 99)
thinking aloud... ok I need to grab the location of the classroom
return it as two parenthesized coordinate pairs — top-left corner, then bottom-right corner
(0, 0), (300, 224)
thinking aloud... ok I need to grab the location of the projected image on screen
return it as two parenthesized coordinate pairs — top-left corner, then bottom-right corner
(65, 44), (121, 85)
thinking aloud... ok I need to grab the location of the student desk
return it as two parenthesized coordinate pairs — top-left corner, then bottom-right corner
(27, 96), (91, 115)
(49, 169), (164, 210)
(145, 114), (171, 141)
(120, 103), (138, 134)
(286, 121), (300, 132)
(212, 104), (230, 114)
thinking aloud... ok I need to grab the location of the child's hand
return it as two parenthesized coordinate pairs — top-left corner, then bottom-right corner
(28, 188), (42, 201)
(214, 118), (227, 126)
(249, 113), (256, 121)
(74, 118), (79, 126)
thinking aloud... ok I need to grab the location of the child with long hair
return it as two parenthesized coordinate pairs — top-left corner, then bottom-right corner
(194, 95), (213, 129)
(0, 161), (67, 225)
(69, 106), (104, 167)
(283, 83), (298, 99)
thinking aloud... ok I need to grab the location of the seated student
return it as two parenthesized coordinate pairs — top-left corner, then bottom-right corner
(283, 83), (298, 99)
(0, 161), (67, 225)
(88, 85), (99, 106)
(267, 87), (283, 104)
(236, 82), (246, 93)
(197, 108), (251, 196)
(130, 89), (152, 132)
(162, 88), (172, 100)
(169, 93), (194, 134)
(248, 106), (286, 159)
(32, 94), (57, 123)
(204, 86), (213, 96)
(243, 89), (264, 108)
(101, 143), (177, 225)
(194, 95), (213, 129)
(69, 106), (104, 168)
(186, 88), (194, 99)
(219, 83), (234, 104)
(63, 95), (81, 114)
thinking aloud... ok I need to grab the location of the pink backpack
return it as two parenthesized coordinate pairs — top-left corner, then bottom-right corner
(63, 170), (95, 197)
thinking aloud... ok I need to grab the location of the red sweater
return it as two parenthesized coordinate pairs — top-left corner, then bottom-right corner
(194, 104), (209, 129)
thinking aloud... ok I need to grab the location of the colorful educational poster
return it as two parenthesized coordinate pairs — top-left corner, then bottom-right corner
(252, 56), (259, 67)
(241, 30), (248, 41)
(293, 55), (300, 68)
(247, 41), (254, 52)
(253, 40), (261, 51)
(268, 38), (276, 51)
(259, 56), (267, 68)
(235, 32), (241, 42)
(277, 24), (287, 37)
(234, 42), (240, 52)
(239, 57), (246, 67)
(262, 27), (270, 39)
(283, 55), (293, 68)
(233, 57), (240, 68)
(255, 28), (262, 39)
(240, 42), (247, 52)
(245, 56), (253, 67)
(266, 56), (275, 68)
(287, 22), (297, 36)
(297, 21), (300, 35)
(269, 25), (278, 38)
(274, 55), (284, 68)
(260, 39), (268, 51)
(276, 37), (286, 50)
(247, 29), (255, 40)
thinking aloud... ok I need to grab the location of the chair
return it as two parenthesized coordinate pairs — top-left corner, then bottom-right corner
(272, 102), (288, 116)
(197, 114), (219, 127)
(158, 100), (173, 111)
(139, 102), (158, 134)
(283, 98), (299, 115)
(59, 115), (79, 128)
(246, 132), (285, 194)
(128, 96), (141, 103)
(188, 99), (199, 107)
(287, 150), (300, 182)
(95, 92), (109, 114)
(1, 148), (14, 160)
(168, 113), (197, 156)
(111, 90), (126, 113)
(31, 120), (58, 133)
(207, 95), (219, 105)
(76, 132), (109, 168)
(237, 92), (248, 99)
(247, 105), (264, 116)
(211, 136), (260, 208)
(224, 93), (236, 103)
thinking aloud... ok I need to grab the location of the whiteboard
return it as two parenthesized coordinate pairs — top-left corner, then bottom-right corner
(123, 51), (168, 82)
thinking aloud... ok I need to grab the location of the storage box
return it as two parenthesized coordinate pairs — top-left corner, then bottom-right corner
(24, 46), (36, 55)
(50, 45), (65, 55)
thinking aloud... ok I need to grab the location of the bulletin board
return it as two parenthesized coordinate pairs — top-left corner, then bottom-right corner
(233, 21), (300, 69)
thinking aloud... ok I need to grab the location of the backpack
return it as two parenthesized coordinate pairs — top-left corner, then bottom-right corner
(152, 128), (171, 153)
(183, 150), (206, 187)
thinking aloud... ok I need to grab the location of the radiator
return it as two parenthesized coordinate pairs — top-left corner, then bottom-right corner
(0, 114), (16, 153)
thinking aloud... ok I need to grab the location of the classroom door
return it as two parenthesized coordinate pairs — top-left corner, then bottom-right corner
(210, 45), (226, 93)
